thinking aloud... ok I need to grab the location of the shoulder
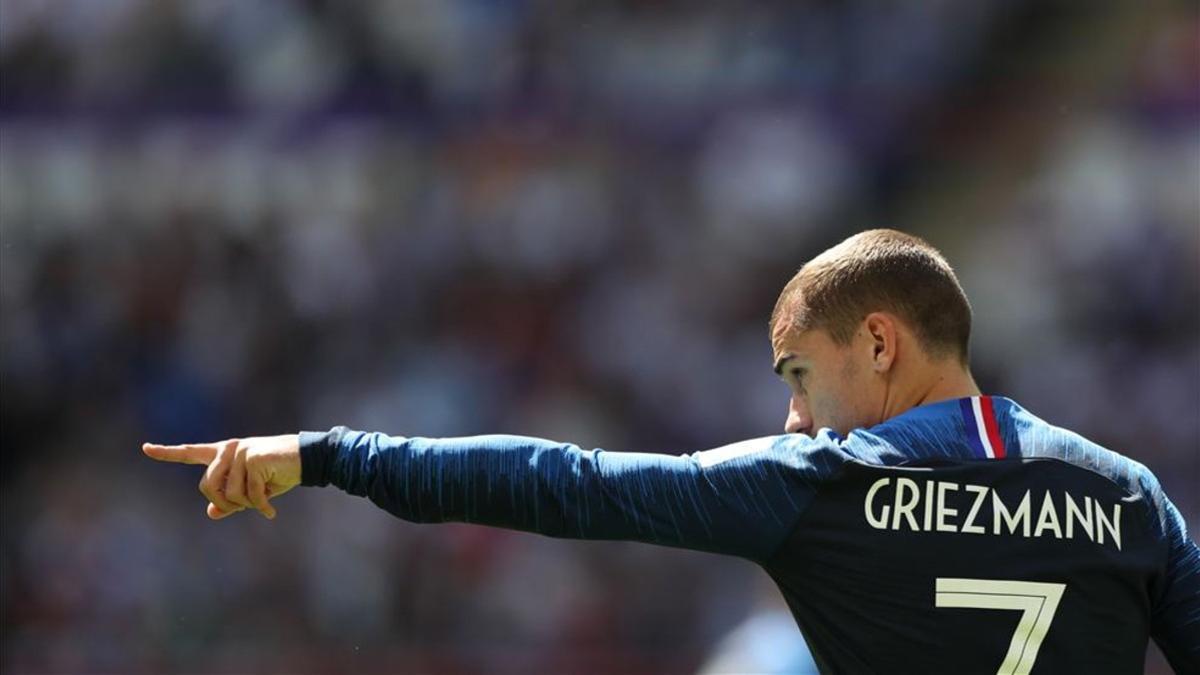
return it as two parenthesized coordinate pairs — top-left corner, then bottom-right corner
(1007, 403), (1160, 493)
(690, 430), (855, 482)
(1005, 402), (1177, 533)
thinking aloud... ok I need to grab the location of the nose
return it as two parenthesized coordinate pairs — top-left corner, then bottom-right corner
(785, 394), (813, 436)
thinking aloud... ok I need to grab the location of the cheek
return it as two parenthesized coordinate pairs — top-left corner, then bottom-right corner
(817, 366), (870, 431)
(833, 363), (884, 430)
(809, 382), (851, 429)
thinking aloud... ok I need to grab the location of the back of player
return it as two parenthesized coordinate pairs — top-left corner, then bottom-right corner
(764, 396), (1198, 674)
(143, 230), (1195, 672)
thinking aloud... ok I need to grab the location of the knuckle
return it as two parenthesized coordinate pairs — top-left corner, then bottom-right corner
(224, 480), (246, 503)
(201, 479), (232, 509)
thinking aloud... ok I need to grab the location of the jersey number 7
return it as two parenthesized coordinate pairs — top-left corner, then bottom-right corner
(935, 577), (1067, 675)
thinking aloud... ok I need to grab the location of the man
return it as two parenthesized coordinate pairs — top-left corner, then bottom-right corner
(144, 229), (1198, 673)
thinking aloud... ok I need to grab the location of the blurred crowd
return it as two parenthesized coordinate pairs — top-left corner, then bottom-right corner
(1, 1), (1196, 673)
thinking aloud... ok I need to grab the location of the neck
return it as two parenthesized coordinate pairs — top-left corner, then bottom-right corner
(883, 360), (981, 421)
(917, 364), (982, 406)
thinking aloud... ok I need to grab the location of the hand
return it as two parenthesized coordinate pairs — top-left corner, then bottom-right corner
(142, 434), (302, 520)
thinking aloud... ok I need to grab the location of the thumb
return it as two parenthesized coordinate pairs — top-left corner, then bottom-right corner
(206, 502), (243, 520)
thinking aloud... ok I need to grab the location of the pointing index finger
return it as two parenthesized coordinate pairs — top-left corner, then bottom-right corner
(142, 442), (219, 466)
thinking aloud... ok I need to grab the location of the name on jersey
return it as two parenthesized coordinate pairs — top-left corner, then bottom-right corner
(863, 477), (1122, 551)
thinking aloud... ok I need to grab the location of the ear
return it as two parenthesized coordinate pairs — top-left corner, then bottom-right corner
(862, 312), (897, 374)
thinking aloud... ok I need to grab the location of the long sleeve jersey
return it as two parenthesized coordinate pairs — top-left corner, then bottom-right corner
(299, 396), (1199, 674)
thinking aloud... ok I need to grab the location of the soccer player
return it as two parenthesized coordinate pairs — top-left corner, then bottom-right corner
(144, 230), (1199, 673)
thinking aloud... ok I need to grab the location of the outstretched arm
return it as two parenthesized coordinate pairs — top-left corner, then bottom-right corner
(144, 427), (834, 561)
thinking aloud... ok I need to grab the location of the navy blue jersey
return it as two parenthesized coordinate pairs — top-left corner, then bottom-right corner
(300, 396), (1199, 673)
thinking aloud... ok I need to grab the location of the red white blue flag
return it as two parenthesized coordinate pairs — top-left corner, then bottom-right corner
(958, 396), (1007, 459)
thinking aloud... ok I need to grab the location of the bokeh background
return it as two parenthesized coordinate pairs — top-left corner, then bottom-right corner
(1, 1), (1197, 673)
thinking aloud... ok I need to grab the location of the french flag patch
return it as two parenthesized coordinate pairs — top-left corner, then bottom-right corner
(958, 396), (1007, 459)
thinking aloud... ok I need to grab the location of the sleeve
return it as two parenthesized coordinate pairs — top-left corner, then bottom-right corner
(298, 427), (833, 562)
(1148, 491), (1200, 672)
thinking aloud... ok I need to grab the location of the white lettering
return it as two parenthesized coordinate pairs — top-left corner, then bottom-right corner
(1095, 501), (1122, 551)
(936, 482), (959, 533)
(865, 478), (892, 529)
(861, 478), (1121, 551)
(892, 478), (921, 531)
(923, 479), (936, 530)
(1034, 491), (1063, 539)
(962, 484), (989, 534)
(994, 490), (1032, 537)
(1064, 491), (1093, 541)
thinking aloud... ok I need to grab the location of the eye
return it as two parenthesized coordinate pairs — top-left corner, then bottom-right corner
(789, 367), (807, 390)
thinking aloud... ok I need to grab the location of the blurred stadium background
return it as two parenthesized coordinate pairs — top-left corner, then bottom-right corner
(0, 1), (1196, 673)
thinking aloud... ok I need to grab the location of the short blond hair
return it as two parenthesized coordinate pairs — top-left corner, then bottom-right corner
(772, 229), (972, 362)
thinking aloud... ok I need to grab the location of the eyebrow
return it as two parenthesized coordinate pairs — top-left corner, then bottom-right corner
(773, 354), (795, 376)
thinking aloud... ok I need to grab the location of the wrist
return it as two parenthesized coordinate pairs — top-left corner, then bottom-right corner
(299, 427), (348, 487)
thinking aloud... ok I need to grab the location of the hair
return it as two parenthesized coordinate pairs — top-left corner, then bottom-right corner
(771, 229), (972, 363)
